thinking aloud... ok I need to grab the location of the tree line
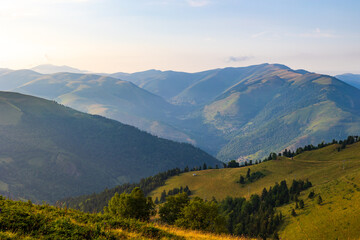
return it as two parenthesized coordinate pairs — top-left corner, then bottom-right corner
(155, 185), (192, 204)
(281, 135), (359, 158)
(62, 166), (205, 212)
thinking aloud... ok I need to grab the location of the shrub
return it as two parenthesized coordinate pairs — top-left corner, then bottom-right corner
(104, 187), (155, 221)
(159, 193), (189, 224)
(175, 197), (227, 234)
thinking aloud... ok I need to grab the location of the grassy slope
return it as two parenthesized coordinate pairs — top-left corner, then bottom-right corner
(277, 143), (360, 239)
(150, 142), (360, 239)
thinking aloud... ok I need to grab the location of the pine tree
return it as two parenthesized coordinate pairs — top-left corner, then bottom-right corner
(299, 200), (304, 209)
(308, 191), (315, 199)
(246, 168), (251, 179)
(239, 175), (245, 184)
(317, 195), (323, 205)
(160, 190), (166, 203)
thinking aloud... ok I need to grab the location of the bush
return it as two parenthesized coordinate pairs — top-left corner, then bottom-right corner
(104, 187), (155, 221)
(159, 193), (189, 224)
(175, 197), (227, 234)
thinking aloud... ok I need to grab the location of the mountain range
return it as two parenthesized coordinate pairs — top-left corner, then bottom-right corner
(0, 91), (219, 202)
(336, 73), (360, 89)
(2, 64), (360, 162)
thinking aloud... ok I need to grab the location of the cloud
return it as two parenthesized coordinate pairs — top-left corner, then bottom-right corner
(227, 56), (254, 62)
(299, 28), (337, 38)
(186, 0), (210, 7)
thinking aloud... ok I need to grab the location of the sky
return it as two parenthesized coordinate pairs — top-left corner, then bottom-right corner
(0, 0), (359, 75)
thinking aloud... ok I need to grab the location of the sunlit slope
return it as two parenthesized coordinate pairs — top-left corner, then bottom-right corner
(150, 142), (360, 201)
(277, 141), (360, 239)
(278, 172), (360, 239)
(150, 142), (360, 239)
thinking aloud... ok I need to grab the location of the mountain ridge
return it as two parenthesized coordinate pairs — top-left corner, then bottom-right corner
(31, 64), (90, 74)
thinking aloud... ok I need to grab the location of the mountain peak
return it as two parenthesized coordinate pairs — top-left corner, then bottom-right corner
(31, 64), (89, 74)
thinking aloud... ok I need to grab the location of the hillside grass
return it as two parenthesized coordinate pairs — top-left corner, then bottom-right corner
(150, 142), (360, 239)
(155, 225), (249, 240)
(0, 197), (248, 240)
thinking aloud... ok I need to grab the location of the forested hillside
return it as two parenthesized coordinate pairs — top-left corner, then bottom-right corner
(0, 92), (220, 203)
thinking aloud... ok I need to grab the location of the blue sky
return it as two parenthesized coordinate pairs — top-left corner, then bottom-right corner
(0, 0), (359, 74)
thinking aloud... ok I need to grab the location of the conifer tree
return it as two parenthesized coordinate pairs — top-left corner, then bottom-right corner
(317, 195), (323, 205)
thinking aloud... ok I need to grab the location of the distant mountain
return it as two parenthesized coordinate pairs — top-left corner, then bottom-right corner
(110, 69), (216, 101)
(209, 68), (360, 161)
(116, 64), (360, 161)
(0, 69), (42, 90)
(0, 91), (220, 203)
(2, 64), (360, 162)
(31, 64), (89, 74)
(336, 73), (360, 89)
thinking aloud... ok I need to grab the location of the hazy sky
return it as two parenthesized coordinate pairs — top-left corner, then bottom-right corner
(0, 0), (359, 74)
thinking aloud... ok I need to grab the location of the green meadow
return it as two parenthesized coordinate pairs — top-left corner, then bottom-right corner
(150, 142), (360, 239)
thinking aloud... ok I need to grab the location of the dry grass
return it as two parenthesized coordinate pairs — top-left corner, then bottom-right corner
(155, 224), (250, 240)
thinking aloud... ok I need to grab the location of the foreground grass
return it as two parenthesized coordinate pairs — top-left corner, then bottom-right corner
(0, 197), (247, 240)
(155, 225), (249, 240)
(150, 142), (360, 239)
